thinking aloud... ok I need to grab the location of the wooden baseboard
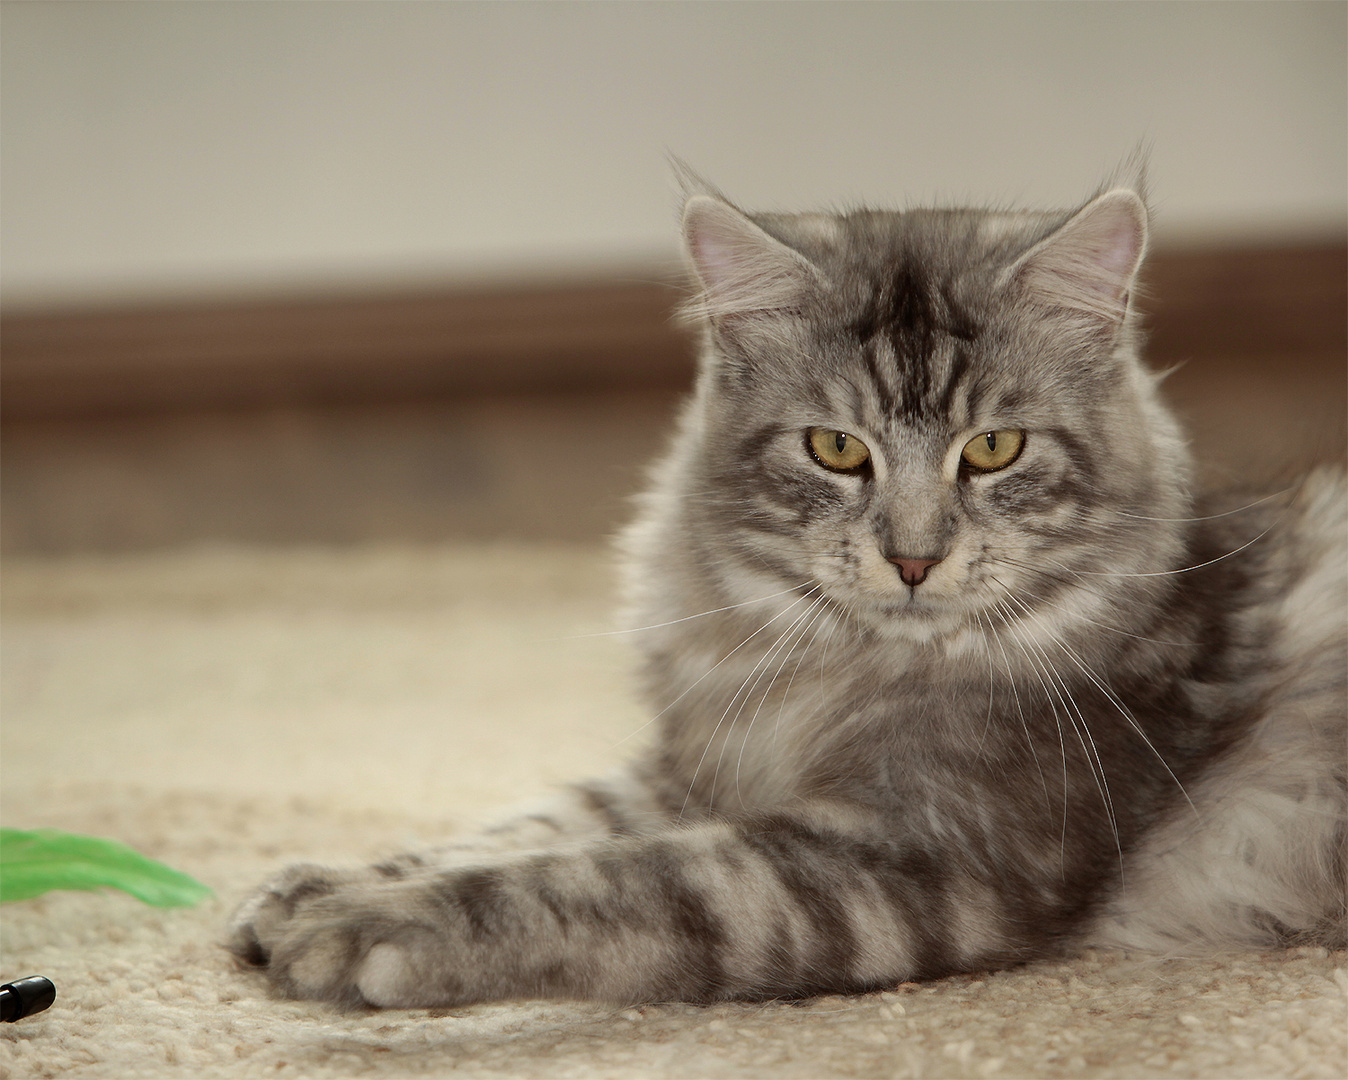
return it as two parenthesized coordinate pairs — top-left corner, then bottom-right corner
(1140, 242), (1346, 359)
(0, 276), (697, 420)
(1, 243), (1343, 421)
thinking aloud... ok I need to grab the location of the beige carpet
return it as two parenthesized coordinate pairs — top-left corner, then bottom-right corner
(2, 544), (1344, 1079)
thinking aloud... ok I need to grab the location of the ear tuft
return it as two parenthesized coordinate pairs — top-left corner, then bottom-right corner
(681, 196), (821, 321)
(1012, 189), (1148, 324)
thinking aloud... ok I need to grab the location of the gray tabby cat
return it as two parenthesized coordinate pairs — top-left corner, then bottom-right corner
(229, 177), (1347, 1008)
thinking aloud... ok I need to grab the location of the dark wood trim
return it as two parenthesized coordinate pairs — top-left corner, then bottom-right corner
(2, 243), (1343, 421)
(1, 276), (698, 420)
(1140, 242), (1346, 361)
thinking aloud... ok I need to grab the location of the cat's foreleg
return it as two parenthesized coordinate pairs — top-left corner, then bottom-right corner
(228, 802), (1006, 1008)
(227, 769), (669, 964)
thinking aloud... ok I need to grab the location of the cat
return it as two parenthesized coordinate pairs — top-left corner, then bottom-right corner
(228, 175), (1347, 1009)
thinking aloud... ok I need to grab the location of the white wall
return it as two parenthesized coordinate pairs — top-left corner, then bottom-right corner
(3, 1), (1344, 308)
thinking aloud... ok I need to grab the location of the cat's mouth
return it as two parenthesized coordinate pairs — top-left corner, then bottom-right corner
(847, 570), (951, 615)
(874, 595), (944, 620)
(842, 586), (974, 644)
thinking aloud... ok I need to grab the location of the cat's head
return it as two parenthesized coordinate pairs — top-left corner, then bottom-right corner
(673, 185), (1191, 650)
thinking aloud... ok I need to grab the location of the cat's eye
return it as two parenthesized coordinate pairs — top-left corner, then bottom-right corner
(960, 429), (1025, 472)
(807, 428), (871, 473)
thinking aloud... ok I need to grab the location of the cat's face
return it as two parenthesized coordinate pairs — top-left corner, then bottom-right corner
(680, 192), (1190, 650)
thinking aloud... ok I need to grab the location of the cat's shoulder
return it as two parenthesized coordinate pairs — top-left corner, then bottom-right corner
(1216, 466), (1347, 664)
(1186, 467), (1345, 653)
(1273, 466), (1347, 653)
(1263, 465), (1346, 580)
(1197, 465), (1345, 568)
(1288, 465), (1348, 544)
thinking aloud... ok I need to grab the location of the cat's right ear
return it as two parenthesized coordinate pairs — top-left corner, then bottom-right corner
(681, 196), (823, 324)
(1006, 188), (1148, 329)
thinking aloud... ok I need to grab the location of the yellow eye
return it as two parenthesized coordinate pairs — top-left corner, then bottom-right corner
(808, 428), (871, 472)
(961, 429), (1025, 472)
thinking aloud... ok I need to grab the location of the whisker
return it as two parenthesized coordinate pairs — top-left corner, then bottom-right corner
(971, 612), (998, 760)
(612, 586), (821, 749)
(816, 596), (849, 715)
(995, 584), (1196, 819)
(734, 595), (831, 804)
(722, 596), (824, 771)
(1005, 589), (1196, 818)
(996, 599), (1071, 872)
(574, 581), (816, 638)
(999, 595), (1124, 876)
(682, 589), (824, 817)
(770, 596), (836, 755)
(1020, 499), (1291, 581)
(1114, 486), (1292, 523)
(987, 567), (1197, 648)
(978, 609), (1051, 812)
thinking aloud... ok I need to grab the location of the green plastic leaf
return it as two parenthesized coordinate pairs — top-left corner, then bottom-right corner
(0, 828), (213, 907)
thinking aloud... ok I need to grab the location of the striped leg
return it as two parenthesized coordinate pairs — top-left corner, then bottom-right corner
(228, 770), (667, 966)
(228, 801), (1009, 1008)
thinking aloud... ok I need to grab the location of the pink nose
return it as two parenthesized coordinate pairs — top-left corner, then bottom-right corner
(887, 556), (942, 587)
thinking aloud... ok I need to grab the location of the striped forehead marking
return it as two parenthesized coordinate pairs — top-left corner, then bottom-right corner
(849, 256), (982, 425)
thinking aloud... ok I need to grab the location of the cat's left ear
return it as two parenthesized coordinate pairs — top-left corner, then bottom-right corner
(1008, 189), (1148, 327)
(681, 195), (824, 322)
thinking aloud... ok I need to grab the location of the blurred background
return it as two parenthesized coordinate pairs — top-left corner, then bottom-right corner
(3, 0), (1345, 554)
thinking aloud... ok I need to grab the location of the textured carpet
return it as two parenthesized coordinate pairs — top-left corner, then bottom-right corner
(2, 544), (1345, 1079)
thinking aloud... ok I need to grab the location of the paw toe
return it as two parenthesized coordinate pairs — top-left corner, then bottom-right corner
(356, 943), (418, 1007)
(284, 932), (359, 999)
(227, 920), (270, 966)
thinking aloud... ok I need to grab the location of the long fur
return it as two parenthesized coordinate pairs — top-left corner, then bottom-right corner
(228, 180), (1347, 1009)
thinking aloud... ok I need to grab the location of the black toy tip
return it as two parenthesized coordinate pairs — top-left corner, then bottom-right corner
(0, 977), (56, 1022)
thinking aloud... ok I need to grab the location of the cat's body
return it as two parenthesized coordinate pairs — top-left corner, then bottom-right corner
(229, 180), (1346, 1008)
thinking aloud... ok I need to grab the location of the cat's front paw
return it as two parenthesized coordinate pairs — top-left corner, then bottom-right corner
(227, 863), (465, 1007)
(228, 862), (345, 968)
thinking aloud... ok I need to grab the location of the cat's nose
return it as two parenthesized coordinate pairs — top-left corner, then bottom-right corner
(887, 556), (942, 587)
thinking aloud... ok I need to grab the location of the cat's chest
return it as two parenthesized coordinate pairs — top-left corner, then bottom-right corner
(652, 629), (984, 810)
